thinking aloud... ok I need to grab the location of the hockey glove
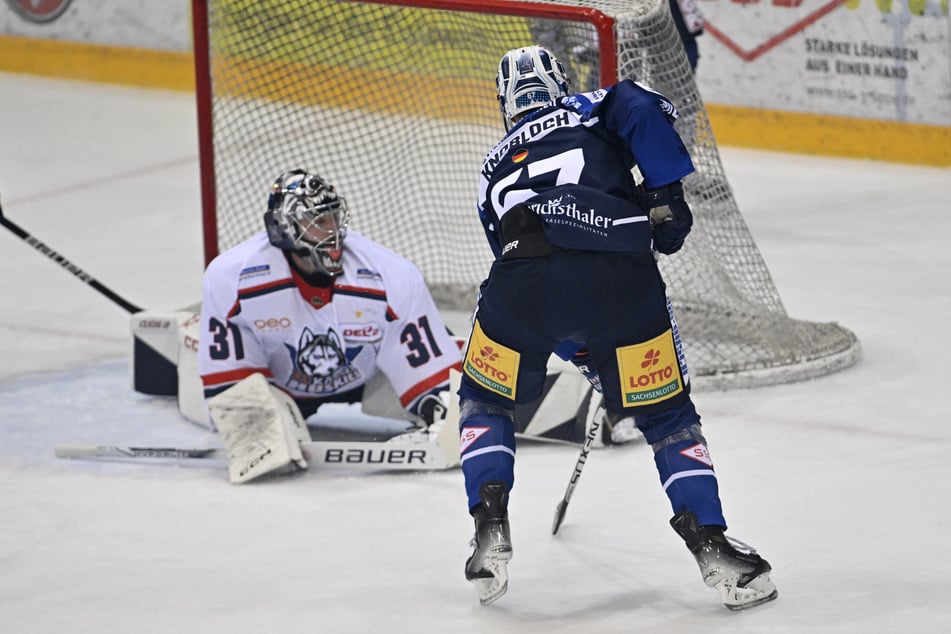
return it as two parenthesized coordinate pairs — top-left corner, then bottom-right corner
(414, 392), (449, 429)
(637, 181), (693, 255)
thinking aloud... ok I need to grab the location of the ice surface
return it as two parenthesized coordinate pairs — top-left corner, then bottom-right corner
(1, 72), (950, 633)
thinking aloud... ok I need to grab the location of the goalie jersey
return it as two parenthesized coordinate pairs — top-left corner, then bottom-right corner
(198, 230), (461, 417)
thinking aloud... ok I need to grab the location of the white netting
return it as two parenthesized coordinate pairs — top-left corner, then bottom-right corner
(194, 0), (860, 389)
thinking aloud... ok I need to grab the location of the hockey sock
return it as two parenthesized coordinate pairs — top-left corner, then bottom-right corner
(460, 411), (516, 512)
(653, 437), (726, 527)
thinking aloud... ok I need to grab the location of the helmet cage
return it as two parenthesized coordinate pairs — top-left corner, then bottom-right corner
(496, 45), (570, 131)
(265, 170), (350, 276)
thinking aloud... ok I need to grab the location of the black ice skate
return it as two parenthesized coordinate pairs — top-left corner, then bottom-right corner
(670, 511), (778, 611)
(464, 481), (512, 606)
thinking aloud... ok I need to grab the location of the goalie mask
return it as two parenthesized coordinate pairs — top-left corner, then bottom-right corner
(265, 169), (350, 276)
(496, 45), (569, 132)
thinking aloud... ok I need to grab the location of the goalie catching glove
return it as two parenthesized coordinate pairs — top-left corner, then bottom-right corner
(637, 180), (693, 255)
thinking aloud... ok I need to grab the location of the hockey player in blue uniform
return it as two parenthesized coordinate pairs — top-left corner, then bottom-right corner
(457, 45), (777, 611)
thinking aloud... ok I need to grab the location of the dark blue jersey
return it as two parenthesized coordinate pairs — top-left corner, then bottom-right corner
(477, 80), (694, 258)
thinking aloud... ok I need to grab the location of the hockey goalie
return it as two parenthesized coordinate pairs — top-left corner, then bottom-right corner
(135, 169), (466, 482)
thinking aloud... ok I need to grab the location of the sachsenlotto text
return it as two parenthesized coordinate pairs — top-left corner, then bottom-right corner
(616, 329), (683, 407)
(464, 320), (520, 400)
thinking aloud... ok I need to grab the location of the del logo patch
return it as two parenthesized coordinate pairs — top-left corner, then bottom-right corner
(464, 320), (519, 399)
(616, 329), (683, 407)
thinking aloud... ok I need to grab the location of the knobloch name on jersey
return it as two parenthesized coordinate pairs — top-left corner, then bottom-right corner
(482, 110), (572, 179)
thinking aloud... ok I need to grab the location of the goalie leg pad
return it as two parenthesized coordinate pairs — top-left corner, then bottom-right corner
(208, 373), (309, 484)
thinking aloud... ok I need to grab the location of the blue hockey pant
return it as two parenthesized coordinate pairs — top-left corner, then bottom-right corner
(457, 251), (724, 526)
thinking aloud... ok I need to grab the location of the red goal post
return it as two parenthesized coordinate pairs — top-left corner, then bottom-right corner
(190, 0), (860, 389)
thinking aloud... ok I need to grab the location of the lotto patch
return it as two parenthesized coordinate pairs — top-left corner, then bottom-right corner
(464, 320), (519, 399)
(616, 329), (684, 407)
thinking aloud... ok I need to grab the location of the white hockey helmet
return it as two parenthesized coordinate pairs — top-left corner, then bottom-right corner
(496, 45), (570, 131)
(264, 169), (350, 276)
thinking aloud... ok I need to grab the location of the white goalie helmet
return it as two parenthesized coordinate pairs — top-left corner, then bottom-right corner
(264, 169), (350, 276)
(496, 45), (570, 132)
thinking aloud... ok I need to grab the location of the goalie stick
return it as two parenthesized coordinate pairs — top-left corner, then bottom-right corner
(0, 195), (142, 313)
(55, 436), (459, 473)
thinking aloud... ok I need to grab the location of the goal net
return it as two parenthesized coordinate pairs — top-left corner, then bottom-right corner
(191, 0), (860, 389)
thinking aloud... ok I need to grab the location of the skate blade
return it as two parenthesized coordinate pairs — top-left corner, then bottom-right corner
(470, 560), (509, 606)
(725, 588), (778, 611)
(719, 573), (778, 611)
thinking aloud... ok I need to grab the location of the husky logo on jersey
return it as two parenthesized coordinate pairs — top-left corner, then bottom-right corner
(297, 327), (345, 376)
(286, 327), (361, 394)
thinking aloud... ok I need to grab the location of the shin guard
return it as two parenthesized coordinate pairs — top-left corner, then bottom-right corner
(653, 433), (725, 527)
(459, 399), (516, 511)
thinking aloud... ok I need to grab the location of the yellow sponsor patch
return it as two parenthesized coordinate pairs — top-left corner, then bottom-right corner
(464, 320), (519, 399)
(616, 329), (683, 407)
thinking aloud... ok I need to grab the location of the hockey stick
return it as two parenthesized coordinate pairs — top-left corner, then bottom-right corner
(55, 437), (459, 472)
(551, 409), (602, 535)
(0, 195), (142, 313)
